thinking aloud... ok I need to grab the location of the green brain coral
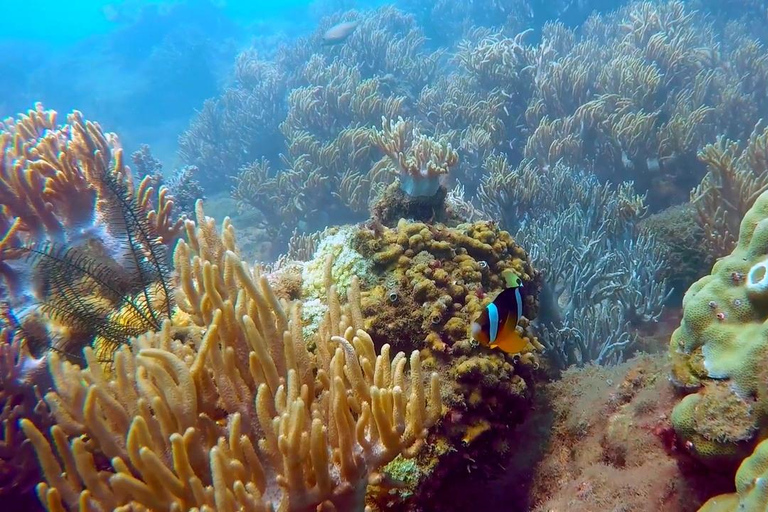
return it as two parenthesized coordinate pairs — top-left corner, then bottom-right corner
(670, 189), (768, 465)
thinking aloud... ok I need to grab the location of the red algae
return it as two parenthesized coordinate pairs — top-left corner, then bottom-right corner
(525, 354), (733, 512)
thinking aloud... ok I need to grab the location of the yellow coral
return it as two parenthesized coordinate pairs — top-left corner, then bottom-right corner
(699, 438), (768, 511)
(20, 203), (442, 512)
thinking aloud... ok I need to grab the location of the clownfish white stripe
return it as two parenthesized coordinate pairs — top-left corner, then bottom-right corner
(515, 287), (523, 325)
(488, 302), (499, 342)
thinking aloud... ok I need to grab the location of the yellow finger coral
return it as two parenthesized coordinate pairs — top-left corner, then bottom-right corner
(19, 202), (442, 512)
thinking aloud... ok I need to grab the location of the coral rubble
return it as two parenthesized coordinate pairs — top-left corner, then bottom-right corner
(526, 354), (726, 512)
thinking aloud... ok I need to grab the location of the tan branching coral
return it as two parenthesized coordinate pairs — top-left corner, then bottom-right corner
(515, 2), (762, 211)
(691, 123), (768, 258)
(231, 55), (407, 250)
(0, 104), (182, 257)
(0, 105), (182, 373)
(21, 201), (441, 512)
(370, 117), (457, 198)
(178, 51), (288, 191)
(0, 326), (51, 499)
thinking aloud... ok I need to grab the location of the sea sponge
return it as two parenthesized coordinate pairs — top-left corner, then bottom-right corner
(669, 189), (768, 465)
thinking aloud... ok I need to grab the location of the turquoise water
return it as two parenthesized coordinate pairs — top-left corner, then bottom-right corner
(0, 0), (335, 162)
(1, 0), (316, 45)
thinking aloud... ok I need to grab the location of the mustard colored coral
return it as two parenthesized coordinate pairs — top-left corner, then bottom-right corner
(670, 189), (768, 464)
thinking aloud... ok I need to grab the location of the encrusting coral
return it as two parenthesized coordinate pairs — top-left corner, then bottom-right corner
(316, 216), (542, 510)
(19, 201), (442, 512)
(354, 218), (539, 356)
(669, 188), (768, 467)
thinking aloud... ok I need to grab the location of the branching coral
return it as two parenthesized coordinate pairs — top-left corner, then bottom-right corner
(516, 1), (764, 211)
(316, 6), (445, 93)
(0, 104), (181, 371)
(478, 157), (668, 368)
(691, 122), (768, 259)
(231, 55), (407, 249)
(0, 326), (52, 500)
(132, 144), (203, 219)
(20, 201), (441, 511)
(370, 116), (457, 198)
(178, 50), (289, 191)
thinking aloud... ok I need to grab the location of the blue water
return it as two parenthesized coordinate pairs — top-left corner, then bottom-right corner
(0, 0), (335, 162)
(1, 0), (317, 45)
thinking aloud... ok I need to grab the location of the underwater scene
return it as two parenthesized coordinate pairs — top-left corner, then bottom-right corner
(4, 0), (768, 510)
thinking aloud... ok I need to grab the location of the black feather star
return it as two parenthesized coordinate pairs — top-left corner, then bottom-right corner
(15, 160), (175, 365)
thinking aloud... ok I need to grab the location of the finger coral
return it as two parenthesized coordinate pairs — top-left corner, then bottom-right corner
(21, 201), (441, 512)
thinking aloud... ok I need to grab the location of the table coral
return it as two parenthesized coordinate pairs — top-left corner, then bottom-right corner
(669, 188), (768, 466)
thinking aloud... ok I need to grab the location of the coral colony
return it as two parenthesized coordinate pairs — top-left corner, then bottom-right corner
(4, 1), (768, 511)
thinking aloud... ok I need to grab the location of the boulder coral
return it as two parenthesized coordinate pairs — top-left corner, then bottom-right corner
(669, 188), (768, 466)
(346, 217), (543, 509)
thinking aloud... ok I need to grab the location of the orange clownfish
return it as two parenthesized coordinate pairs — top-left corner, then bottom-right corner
(471, 269), (527, 355)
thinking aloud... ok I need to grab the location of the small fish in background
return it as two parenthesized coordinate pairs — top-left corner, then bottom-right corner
(471, 269), (528, 355)
(322, 20), (359, 45)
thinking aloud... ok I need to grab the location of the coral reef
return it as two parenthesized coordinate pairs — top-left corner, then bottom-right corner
(309, 216), (542, 510)
(18, 202), (442, 511)
(691, 123), (768, 259)
(131, 144), (204, 219)
(354, 218), (539, 354)
(178, 0), (768, 265)
(0, 104), (187, 503)
(0, 326), (51, 504)
(669, 188), (768, 467)
(699, 438), (768, 511)
(0, 105), (180, 373)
